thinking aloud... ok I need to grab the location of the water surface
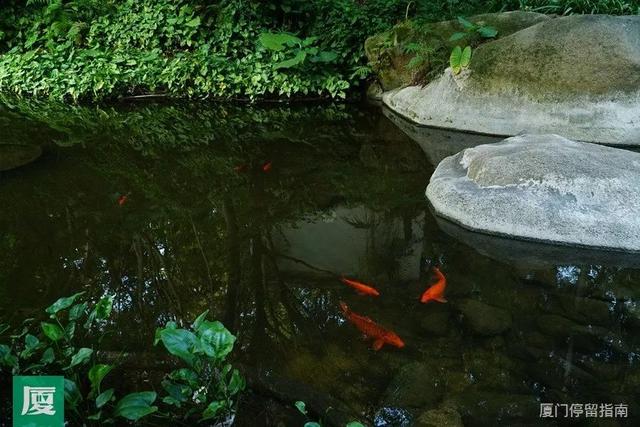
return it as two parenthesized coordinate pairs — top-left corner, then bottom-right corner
(0, 101), (638, 426)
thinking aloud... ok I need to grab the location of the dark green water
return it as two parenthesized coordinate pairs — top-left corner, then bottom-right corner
(1, 101), (639, 426)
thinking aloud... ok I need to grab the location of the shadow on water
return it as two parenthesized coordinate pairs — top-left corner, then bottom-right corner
(0, 99), (639, 426)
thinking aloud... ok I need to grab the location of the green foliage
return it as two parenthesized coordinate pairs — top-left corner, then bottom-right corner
(0, 0), (407, 101)
(449, 45), (472, 74)
(294, 399), (365, 427)
(449, 16), (498, 42)
(259, 32), (338, 71)
(0, 292), (243, 424)
(154, 312), (244, 420)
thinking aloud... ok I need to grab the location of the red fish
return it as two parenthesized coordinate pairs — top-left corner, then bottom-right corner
(420, 266), (447, 304)
(340, 277), (380, 297)
(339, 302), (404, 350)
(234, 164), (248, 173)
(117, 195), (128, 206)
(262, 161), (272, 172)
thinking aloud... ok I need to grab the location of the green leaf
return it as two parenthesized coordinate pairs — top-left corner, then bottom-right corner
(65, 321), (76, 341)
(85, 295), (114, 329)
(65, 347), (93, 370)
(41, 322), (65, 341)
(227, 369), (244, 395)
(275, 51), (306, 69)
(185, 16), (200, 28)
(477, 26), (498, 38)
(457, 16), (476, 30)
(311, 51), (338, 63)
(96, 388), (114, 409)
(20, 334), (40, 358)
(89, 364), (113, 393)
(304, 423), (321, 427)
(448, 32), (467, 42)
(259, 32), (301, 51)
(114, 391), (158, 421)
(450, 45), (462, 74)
(160, 328), (198, 366)
(64, 379), (82, 409)
(406, 55), (425, 69)
(191, 310), (209, 331)
(295, 400), (307, 415)
(0, 344), (17, 368)
(460, 46), (472, 68)
(169, 368), (198, 388)
(346, 423), (365, 427)
(202, 400), (225, 420)
(0, 323), (10, 335)
(69, 302), (87, 321)
(46, 292), (85, 316)
(198, 321), (236, 360)
(40, 347), (55, 364)
(161, 379), (190, 405)
(87, 411), (102, 420)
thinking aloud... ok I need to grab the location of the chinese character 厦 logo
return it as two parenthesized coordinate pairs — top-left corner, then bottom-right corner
(21, 386), (57, 416)
(12, 376), (64, 427)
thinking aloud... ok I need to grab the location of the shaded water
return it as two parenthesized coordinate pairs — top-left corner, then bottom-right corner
(1, 101), (639, 426)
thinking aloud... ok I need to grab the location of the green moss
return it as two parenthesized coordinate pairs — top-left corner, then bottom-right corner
(468, 15), (640, 99)
(365, 12), (551, 91)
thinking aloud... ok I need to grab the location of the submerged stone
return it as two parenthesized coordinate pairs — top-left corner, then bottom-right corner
(382, 15), (640, 145)
(456, 299), (512, 336)
(427, 134), (640, 252)
(416, 405), (463, 427)
(382, 362), (444, 408)
(0, 144), (42, 171)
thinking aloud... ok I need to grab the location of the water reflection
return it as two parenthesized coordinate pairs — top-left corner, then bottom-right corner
(0, 101), (639, 425)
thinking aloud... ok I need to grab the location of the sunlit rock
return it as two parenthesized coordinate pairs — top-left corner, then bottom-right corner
(382, 15), (640, 145)
(427, 134), (640, 251)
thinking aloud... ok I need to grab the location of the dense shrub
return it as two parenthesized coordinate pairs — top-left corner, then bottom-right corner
(0, 0), (637, 102)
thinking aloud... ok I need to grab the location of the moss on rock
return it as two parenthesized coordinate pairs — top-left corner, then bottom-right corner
(365, 11), (550, 90)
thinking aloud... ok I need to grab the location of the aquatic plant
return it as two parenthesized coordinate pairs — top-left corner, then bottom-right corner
(0, 292), (243, 424)
(294, 400), (365, 427)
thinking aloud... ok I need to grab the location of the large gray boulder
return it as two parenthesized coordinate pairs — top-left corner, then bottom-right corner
(383, 15), (640, 145)
(426, 134), (640, 252)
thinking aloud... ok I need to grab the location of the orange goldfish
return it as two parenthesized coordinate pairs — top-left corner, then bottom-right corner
(420, 266), (447, 304)
(262, 161), (272, 172)
(340, 277), (380, 297)
(117, 195), (128, 206)
(339, 302), (404, 350)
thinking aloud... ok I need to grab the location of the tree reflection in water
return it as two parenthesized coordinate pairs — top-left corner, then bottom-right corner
(1, 100), (640, 425)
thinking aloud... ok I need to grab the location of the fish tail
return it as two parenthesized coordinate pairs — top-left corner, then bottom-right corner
(339, 301), (349, 314)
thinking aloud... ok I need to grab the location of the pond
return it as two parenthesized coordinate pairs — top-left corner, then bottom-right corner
(0, 100), (639, 426)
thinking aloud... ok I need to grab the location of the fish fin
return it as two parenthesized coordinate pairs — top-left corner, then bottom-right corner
(435, 297), (448, 303)
(339, 301), (349, 314)
(373, 339), (384, 351)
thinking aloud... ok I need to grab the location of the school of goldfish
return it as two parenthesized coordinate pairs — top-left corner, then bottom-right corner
(339, 265), (447, 351)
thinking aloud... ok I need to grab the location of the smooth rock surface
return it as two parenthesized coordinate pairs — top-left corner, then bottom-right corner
(427, 134), (640, 251)
(382, 362), (444, 408)
(456, 299), (512, 336)
(383, 15), (640, 145)
(0, 144), (42, 171)
(366, 11), (550, 91)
